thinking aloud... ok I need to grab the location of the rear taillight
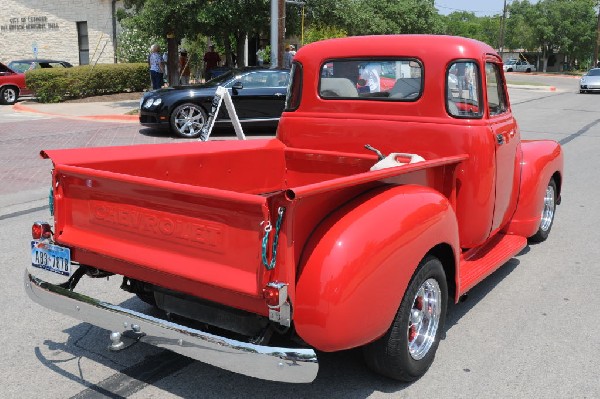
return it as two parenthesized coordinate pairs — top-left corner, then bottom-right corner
(263, 282), (288, 308)
(32, 222), (52, 240)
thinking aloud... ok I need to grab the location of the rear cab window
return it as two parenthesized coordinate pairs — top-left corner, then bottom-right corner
(446, 61), (483, 118)
(319, 59), (423, 101)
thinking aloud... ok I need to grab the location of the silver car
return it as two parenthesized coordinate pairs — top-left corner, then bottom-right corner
(579, 68), (600, 93)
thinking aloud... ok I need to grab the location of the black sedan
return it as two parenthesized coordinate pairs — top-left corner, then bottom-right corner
(140, 68), (290, 138)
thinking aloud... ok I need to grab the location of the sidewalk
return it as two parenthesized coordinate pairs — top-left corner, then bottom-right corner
(12, 98), (140, 122)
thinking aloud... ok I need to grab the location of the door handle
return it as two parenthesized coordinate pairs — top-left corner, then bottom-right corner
(496, 134), (505, 145)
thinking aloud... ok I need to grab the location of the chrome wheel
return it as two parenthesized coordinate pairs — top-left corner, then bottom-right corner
(408, 278), (442, 360)
(1, 87), (17, 105)
(363, 256), (447, 381)
(170, 103), (206, 138)
(529, 178), (558, 243)
(539, 183), (556, 232)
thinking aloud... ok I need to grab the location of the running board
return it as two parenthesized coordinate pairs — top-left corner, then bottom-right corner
(458, 234), (527, 295)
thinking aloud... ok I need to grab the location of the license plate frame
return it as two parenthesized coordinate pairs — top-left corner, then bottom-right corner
(31, 241), (71, 276)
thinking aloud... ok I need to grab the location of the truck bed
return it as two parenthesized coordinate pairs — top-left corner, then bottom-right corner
(42, 138), (465, 315)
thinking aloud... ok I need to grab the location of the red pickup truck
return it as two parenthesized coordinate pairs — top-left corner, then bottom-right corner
(26, 35), (563, 383)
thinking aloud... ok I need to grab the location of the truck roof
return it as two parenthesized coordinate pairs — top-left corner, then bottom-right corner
(294, 35), (497, 66)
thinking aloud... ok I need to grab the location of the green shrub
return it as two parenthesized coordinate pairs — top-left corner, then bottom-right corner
(26, 63), (149, 103)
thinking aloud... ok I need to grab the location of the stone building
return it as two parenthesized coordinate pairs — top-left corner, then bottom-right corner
(0, 0), (121, 66)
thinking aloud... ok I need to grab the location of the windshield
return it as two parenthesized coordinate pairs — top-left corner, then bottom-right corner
(587, 69), (600, 76)
(7, 62), (33, 73)
(202, 70), (237, 87)
(505, 60), (517, 65)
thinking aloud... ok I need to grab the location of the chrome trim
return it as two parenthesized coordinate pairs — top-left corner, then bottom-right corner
(24, 271), (318, 383)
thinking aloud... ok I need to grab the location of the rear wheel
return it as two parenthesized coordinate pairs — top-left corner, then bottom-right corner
(529, 178), (557, 243)
(0, 86), (18, 105)
(363, 256), (447, 382)
(170, 103), (207, 138)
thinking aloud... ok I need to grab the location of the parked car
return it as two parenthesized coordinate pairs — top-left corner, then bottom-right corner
(579, 68), (600, 93)
(503, 59), (536, 73)
(7, 59), (73, 73)
(0, 62), (31, 105)
(140, 67), (290, 138)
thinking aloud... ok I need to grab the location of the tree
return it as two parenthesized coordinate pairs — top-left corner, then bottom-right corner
(195, 0), (271, 68)
(118, 0), (207, 84)
(442, 11), (501, 47)
(507, 0), (597, 71)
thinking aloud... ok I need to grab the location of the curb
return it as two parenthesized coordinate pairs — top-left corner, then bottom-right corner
(12, 102), (139, 123)
(506, 84), (557, 92)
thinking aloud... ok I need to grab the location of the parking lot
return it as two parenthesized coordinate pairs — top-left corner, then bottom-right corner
(1, 75), (599, 398)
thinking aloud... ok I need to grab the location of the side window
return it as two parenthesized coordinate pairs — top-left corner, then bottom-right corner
(485, 63), (508, 116)
(240, 71), (268, 88)
(446, 61), (482, 118)
(272, 71), (289, 87)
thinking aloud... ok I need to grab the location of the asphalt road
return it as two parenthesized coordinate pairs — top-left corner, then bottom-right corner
(1, 75), (599, 398)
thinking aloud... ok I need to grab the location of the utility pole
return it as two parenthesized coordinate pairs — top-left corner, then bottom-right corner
(499, 0), (508, 60)
(594, 5), (600, 68)
(270, 0), (278, 67)
(278, 0), (285, 68)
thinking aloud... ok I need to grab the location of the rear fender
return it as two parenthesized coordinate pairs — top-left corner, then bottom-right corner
(294, 185), (459, 352)
(505, 140), (563, 237)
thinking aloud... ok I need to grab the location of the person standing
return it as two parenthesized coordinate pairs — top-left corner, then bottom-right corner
(203, 45), (221, 81)
(148, 44), (165, 90)
(283, 45), (294, 69)
(179, 49), (191, 85)
(256, 46), (265, 66)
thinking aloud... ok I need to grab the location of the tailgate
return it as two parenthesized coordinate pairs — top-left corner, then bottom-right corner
(52, 164), (273, 298)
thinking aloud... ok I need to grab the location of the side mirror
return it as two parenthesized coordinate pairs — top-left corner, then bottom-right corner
(232, 81), (243, 90)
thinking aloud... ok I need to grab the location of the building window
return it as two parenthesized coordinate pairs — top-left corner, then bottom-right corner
(77, 21), (89, 65)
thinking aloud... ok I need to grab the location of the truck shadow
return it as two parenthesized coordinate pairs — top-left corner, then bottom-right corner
(34, 249), (526, 398)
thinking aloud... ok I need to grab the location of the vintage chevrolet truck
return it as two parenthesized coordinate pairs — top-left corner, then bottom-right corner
(26, 35), (563, 383)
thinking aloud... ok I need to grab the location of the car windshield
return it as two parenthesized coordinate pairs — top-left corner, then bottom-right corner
(587, 69), (600, 76)
(7, 62), (33, 73)
(202, 70), (238, 87)
(505, 60), (517, 65)
(8, 61), (70, 73)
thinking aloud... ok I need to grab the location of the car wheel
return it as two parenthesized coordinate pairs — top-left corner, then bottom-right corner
(526, 68), (531, 73)
(507, 68), (513, 72)
(170, 103), (207, 138)
(363, 255), (447, 382)
(529, 178), (557, 243)
(0, 86), (19, 105)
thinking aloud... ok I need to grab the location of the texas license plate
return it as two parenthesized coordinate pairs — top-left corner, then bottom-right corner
(31, 241), (71, 276)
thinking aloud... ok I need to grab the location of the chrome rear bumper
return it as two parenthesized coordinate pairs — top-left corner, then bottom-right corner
(24, 271), (318, 383)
